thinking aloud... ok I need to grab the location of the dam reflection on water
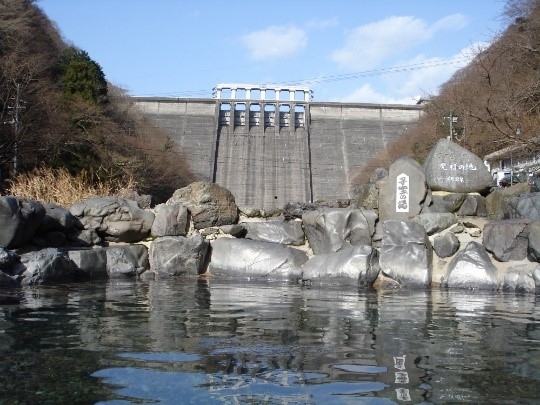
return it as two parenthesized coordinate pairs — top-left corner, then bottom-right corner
(0, 279), (539, 404)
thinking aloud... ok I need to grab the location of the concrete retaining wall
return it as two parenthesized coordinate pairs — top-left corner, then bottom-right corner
(133, 98), (422, 208)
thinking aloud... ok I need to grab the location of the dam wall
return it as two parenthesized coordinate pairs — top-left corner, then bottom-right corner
(134, 98), (218, 180)
(133, 97), (422, 208)
(309, 103), (422, 201)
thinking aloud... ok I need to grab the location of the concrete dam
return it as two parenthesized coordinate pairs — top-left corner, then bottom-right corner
(134, 84), (423, 209)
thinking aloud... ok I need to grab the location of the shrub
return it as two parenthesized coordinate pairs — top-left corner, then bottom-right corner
(6, 166), (136, 207)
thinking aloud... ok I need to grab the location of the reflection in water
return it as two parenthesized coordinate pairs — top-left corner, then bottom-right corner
(0, 279), (539, 403)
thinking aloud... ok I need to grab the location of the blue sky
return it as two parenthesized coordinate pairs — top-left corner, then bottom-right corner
(37, 0), (508, 104)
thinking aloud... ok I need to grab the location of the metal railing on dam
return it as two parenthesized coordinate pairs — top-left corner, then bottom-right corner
(133, 96), (423, 209)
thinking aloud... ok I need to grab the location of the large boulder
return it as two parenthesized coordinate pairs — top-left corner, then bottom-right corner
(483, 219), (529, 262)
(70, 197), (154, 244)
(444, 242), (498, 290)
(38, 203), (80, 234)
(379, 157), (427, 222)
(66, 248), (108, 279)
(506, 192), (540, 220)
(0, 196), (45, 248)
(208, 238), (307, 281)
(486, 183), (530, 220)
(19, 248), (80, 285)
(302, 208), (376, 255)
(301, 245), (379, 286)
(433, 232), (460, 258)
(457, 194), (487, 217)
(422, 192), (466, 214)
(379, 220), (432, 288)
(103, 245), (149, 278)
(150, 202), (189, 237)
(503, 267), (536, 293)
(528, 220), (540, 261)
(423, 139), (493, 193)
(167, 182), (238, 229)
(244, 220), (305, 246)
(149, 235), (209, 277)
(354, 167), (388, 210)
(412, 213), (458, 236)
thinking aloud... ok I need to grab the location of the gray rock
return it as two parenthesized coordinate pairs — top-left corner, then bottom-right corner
(118, 189), (152, 209)
(149, 235), (209, 277)
(70, 196), (154, 243)
(457, 194), (487, 217)
(67, 248), (108, 279)
(283, 202), (318, 220)
(219, 224), (247, 237)
(208, 238), (307, 281)
(423, 139), (493, 193)
(151, 202), (189, 237)
(0, 247), (20, 273)
(301, 245), (379, 286)
(528, 220), (540, 261)
(356, 168), (388, 210)
(355, 182), (380, 210)
(104, 245), (149, 278)
(379, 220), (433, 288)
(20, 248), (79, 285)
(433, 232), (460, 258)
(485, 183), (530, 220)
(506, 192), (540, 220)
(483, 219), (529, 262)
(244, 221), (305, 246)
(445, 242), (498, 290)
(503, 268), (536, 293)
(379, 156), (427, 222)
(370, 167), (389, 183)
(302, 208), (375, 255)
(70, 228), (102, 247)
(422, 192), (466, 213)
(0, 196), (45, 248)
(167, 181), (238, 229)
(413, 213), (458, 235)
(38, 203), (80, 234)
(533, 265), (540, 287)
(239, 206), (261, 217)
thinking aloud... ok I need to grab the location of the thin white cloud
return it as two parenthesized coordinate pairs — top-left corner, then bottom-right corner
(339, 83), (416, 104)
(340, 42), (484, 104)
(305, 17), (339, 30)
(241, 25), (308, 62)
(331, 14), (468, 70)
(431, 13), (469, 31)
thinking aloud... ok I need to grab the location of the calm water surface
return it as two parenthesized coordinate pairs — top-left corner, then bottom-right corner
(0, 279), (539, 404)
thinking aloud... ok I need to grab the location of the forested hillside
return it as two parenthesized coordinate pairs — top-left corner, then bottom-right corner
(354, 0), (540, 184)
(0, 0), (195, 202)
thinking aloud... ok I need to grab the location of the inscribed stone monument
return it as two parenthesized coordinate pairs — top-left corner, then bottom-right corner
(423, 139), (493, 193)
(379, 157), (427, 222)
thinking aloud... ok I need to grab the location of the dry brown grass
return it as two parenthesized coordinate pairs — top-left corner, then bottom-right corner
(6, 166), (137, 207)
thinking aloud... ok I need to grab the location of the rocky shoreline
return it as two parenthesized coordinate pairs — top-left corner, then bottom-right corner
(1, 139), (540, 293)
